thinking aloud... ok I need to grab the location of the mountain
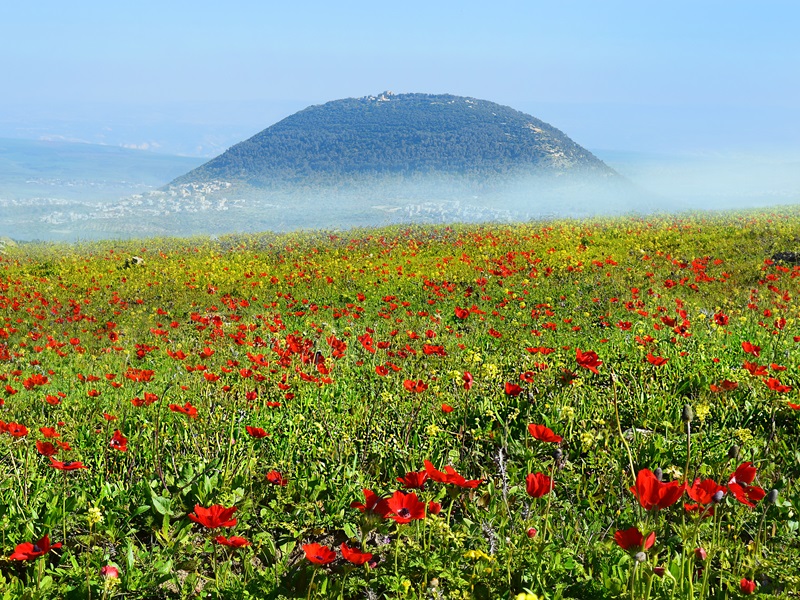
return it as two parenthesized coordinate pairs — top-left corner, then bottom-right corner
(170, 92), (616, 188)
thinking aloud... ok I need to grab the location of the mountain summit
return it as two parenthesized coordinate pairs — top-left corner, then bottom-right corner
(170, 93), (615, 187)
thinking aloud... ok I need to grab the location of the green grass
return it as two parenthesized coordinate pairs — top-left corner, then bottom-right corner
(1, 208), (799, 598)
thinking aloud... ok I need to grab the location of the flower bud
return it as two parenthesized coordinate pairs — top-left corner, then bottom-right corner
(653, 467), (663, 481)
(711, 490), (725, 504)
(681, 404), (694, 424)
(727, 445), (740, 460)
(100, 565), (119, 579)
(694, 547), (707, 561)
(767, 489), (779, 504)
(526, 527), (537, 538)
(653, 566), (666, 577)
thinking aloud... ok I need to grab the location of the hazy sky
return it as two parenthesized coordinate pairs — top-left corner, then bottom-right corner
(2, 1), (798, 156)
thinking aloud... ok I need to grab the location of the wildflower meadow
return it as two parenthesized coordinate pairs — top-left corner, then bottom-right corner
(1, 209), (800, 599)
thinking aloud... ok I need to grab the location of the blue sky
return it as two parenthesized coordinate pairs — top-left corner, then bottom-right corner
(2, 1), (798, 156)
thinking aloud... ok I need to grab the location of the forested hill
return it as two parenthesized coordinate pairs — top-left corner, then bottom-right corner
(170, 93), (616, 187)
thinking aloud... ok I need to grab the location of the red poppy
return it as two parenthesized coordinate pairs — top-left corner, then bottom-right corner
(8, 534), (62, 561)
(423, 460), (483, 488)
(49, 458), (87, 471)
(740, 579), (757, 594)
(525, 472), (553, 498)
(36, 441), (58, 456)
(215, 535), (250, 547)
(403, 379), (428, 393)
(527, 424), (562, 443)
(385, 490), (427, 523)
(375, 365), (389, 376)
(575, 348), (602, 374)
(454, 306), (470, 319)
(39, 427), (60, 438)
(504, 382), (523, 397)
(441, 403), (454, 413)
(109, 430), (128, 452)
(303, 543), (337, 565)
(614, 527), (655, 552)
(428, 501), (442, 515)
(340, 543), (373, 565)
(630, 469), (685, 511)
(397, 471), (428, 489)
(188, 504), (237, 529)
(169, 402), (198, 419)
(266, 470), (288, 486)
(245, 426), (269, 438)
(350, 489), (390, 517)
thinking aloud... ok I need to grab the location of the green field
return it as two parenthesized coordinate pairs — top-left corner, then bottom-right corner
(1, 209), (799, 598)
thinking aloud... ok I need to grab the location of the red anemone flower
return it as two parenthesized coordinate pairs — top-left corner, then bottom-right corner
(741, 341), (761, 357)
(7, 422), (28, 437)
(303, 543), (337, 565)
(49, 458), (87, 471)
(686, 478), (726, 505)
(245, 426), (269, 438)
(403, 379), (428, 393)
(525, 472), (553, 498)
(504, 382), (522, 397)
(215, 535), (250, 547)
(614, 527), (656, 552)
(397, 470), (428, 489)
(385, 490), (427, 523)
(441, 403), (454, 413)
(169, 402), (198, 419)
(36, 440), (58, 456)
(350, 489), (391, 517)
(740, 579), (757, 594)
(646, 353), (668, 366)
(575, 348), (602, 374)
(9, 534), (62, 561)
(462, 371), (474, 390)
(423, 460), (482, 488)
(266, 470), (288, 486)
(188, 504), (237, 529)
(727, 462), (766, 507)
(630, 469), (685, 511)
(527, 424), (562, 443)
(340, 543), (373, 565)
(109, 430), (128, 452)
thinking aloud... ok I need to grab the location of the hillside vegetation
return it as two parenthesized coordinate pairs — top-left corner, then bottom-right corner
(171, 93), (615, 188)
